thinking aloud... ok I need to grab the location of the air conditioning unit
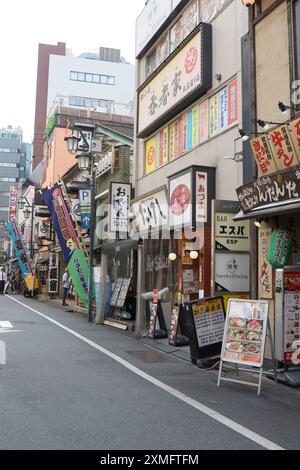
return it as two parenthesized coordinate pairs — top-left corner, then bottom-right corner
(91, 140), (103, 153)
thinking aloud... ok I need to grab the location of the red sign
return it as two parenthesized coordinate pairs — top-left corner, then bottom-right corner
(9, 185), (19, 220)
(250, 135), (277, 176)
(153, 289), (159, 304)
(269, 125), (298, 171)
(170, 184), (191, 216)
(227, 79), (238, 126)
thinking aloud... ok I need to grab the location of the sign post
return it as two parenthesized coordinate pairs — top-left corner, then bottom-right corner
(217, 299), (275, 395)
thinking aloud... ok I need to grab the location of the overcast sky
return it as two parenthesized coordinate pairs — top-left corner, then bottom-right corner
(0, 0), (145, 142)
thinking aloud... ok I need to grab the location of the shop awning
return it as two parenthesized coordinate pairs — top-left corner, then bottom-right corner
(234, 199), (300, 221)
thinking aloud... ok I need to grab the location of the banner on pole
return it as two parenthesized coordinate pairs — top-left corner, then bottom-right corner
(42, 184), (90, 306)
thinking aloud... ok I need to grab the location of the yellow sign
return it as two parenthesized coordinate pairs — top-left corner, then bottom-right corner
(222, 293), (250, 312)
(145, 137), (156, 175)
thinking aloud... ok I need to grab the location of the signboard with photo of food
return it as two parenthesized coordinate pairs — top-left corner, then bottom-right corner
(221, 299), (269, 368)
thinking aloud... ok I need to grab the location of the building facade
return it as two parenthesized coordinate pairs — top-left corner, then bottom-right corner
(133, 0), (248, 335)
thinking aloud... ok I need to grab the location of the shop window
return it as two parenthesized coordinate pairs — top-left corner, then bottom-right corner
(156, 34), (169, 68)
(146, 49), (156, 78)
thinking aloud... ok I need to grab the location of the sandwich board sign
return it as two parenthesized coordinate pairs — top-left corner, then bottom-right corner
(218, 299), (271, 395)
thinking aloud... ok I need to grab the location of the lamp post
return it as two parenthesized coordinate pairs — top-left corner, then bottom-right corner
(65, 126), (98, 323)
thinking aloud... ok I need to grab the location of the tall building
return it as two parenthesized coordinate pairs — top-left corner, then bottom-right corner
(33, 42), (66, 170)
(33, 42), (135, 170)
(0, 126), (31, 251)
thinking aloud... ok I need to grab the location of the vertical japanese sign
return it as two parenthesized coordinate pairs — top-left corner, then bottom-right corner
(227, 79), (238, 126)
(289, 117), (300, 162)
(218, 87), (228, 132)
(195, 171), (207, 224)
(48, 253), (59, 294)
(187, 109), (193, 150)
(7, 218), (35, 291)
(199, 100), (209, 143)
(192, 106), (199, 147)
(145, 137), (156, 175)
(169, 122), (176, 161)
(9, 185), (19, 220)
(178, 116), (183, 156)
(250, 135), (278, 176)
(269, 125), (298, 171)
(182, 113), (188, 153)
(162, 127), (168, 166)
(79, 189), (91, 230)
(110, 182), (131, 234)
(42, 184), (90, 306)
(258, 227), (273, 299)
(209, 94), (219, 138)
(215, 212), (250, 252)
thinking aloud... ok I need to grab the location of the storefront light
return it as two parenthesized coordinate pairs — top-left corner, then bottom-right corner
(190, 251), (199, 260)
(169, 252), (177, 262)
(254, 220), (262, 229)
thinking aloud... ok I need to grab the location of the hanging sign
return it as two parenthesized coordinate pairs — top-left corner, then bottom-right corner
(221, 299), (269, 367)
(250, 135), (278, 176)
(215, 253), (250, 293)
(79, 189), (91, 230)
(9, 185), (19, 220)
(269, 125), (298, 171)
(130, 187), (168, 236)
(268, 229), (293, 269)
(110, 182), (131, 234)
(215, 212), (250, 252)
(289, 117), (300, 162)
(195, 171), (207, 223)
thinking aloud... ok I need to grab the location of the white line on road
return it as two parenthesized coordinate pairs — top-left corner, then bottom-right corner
(7, 295), (284, 451)
(0, 321), (13, 329)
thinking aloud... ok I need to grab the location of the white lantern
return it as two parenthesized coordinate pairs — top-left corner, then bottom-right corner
(169, 252), (177, 262)
(190, 251), (199, 260)
(76, 153), (91, 170)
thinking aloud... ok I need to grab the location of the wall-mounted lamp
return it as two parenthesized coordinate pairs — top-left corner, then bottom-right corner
(224, 152), (244, 163)
(254, 219), (262, 229)
(278, 101), (298, 115)
(257, 119), (282, 132)
(241, 0), (256, 6)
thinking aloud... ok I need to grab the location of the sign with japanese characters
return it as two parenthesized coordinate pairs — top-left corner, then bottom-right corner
(192, 297), (226, 349)
(209, 94), (219, 138)
(130, 187), (168, 236)
(269, 125), (298, 171)
(215, 253), (250, 293)
(138, 24), (212, 138)
(42, 184), (90, 306)
(9, 185), (19, 220)
(227, 79), (238, 126)
(195, 171), (207, 223)
(169, 171), (192, 229)
(289, 117), (300, 162)
(135, 0), (172, 57)
(110, 182), (131, 234)
(236, 166), (300, 212)
(221, 299), (269, 368)
(215, 212), (250, 252)
(250, 135), (278, 176)
(258, 227), (273, 299)
(48, 253), (59, 294)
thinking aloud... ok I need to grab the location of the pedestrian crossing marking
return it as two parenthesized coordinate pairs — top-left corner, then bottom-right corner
(0, 321), (13, 329)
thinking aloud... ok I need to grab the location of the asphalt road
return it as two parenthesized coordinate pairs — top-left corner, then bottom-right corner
(0, 294), (299, 451)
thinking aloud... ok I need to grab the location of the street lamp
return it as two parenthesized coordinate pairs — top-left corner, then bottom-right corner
(23, 207), (31, 220)
(65, 124), (98, 323)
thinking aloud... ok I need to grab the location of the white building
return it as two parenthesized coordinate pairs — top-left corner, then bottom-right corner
(47, 48), (135, 118)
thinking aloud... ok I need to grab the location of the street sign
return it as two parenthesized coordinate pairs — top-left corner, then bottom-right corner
(79, 190), (91, 230)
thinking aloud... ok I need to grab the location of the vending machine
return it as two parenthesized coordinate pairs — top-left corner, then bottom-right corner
(275, 267), (300, 386)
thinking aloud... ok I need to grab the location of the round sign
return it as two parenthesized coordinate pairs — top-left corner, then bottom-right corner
(170, 184), (191, 216)
(185, 47), (198, 74)
(147, 146), (155, 167)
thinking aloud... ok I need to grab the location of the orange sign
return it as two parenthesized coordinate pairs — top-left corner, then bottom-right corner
(269, 125), (298, 171)
(250, 135), (277, 176)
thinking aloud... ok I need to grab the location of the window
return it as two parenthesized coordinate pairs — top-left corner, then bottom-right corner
(0, 192), (10, 197)
(0, 162), (17, 168)
(146, 49), (157, 77)
(69, 96), (114, 110)
(0, 177), (16, 182)
(70, 71), (115, 85)
(0, 207), (9, 211)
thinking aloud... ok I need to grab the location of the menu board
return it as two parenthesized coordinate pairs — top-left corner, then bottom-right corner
(221, 300), (269, 368)
(110, 278), (123, 307)
(192, 298), (225, 348)
(116, 278), (131, 309)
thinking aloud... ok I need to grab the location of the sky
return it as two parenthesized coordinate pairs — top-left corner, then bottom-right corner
(0, 0), (145, 142)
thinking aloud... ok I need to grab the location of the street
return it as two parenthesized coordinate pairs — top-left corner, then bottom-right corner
(0, 294), (299, 451)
